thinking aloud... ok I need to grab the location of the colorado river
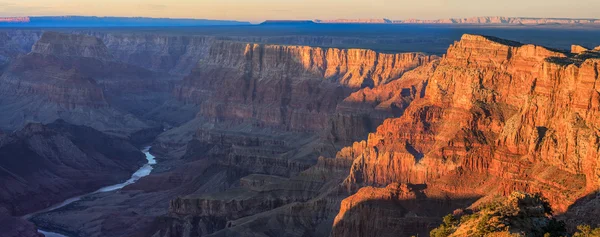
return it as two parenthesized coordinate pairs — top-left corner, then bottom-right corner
(28, 146), (157, 237)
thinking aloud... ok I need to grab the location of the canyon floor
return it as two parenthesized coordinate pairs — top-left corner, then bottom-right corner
(0, 24), (599, 237)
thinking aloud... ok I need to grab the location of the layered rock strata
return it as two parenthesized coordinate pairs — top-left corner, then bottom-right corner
(175, 41), (435, 132)
(0, 32), (175, 133)
(330, 34), (600, 236)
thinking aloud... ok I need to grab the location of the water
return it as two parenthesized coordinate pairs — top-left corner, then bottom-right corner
(29, 146), (157, 237)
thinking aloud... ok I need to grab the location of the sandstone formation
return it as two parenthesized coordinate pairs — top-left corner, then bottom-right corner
(330, 59), (440, 142)
(330, 34), (600, 236)
(572, 45), (589, 54)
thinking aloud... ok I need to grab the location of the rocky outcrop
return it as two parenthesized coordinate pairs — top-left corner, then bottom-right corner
(175, 41), (435, 132)
(331, 34), (600, 236)
(572, 45), (590, 54)
(0, 120), (144, 216)
(329, 59), (440, 142)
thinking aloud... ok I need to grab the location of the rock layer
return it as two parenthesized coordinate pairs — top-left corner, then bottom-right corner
(331, 34), (600, 236)
(0, 31), (175, 133)
(175, 41), (435, 132)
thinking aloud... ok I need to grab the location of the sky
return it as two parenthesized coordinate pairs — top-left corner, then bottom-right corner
(1, 0), (599, 22)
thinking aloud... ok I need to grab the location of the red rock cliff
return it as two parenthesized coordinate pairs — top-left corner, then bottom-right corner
(332, 34), (600, 236)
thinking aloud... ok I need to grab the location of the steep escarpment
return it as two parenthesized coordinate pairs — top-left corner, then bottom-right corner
(330, 59), (440, 142)
(81, 32), (216, 76)
(0, 31), (175, 133)
(175, 41), (435, 132)
(0, 120), (144, 216)
(331, 34), (600, 236)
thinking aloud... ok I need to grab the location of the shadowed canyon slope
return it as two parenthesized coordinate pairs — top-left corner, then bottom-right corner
(0, 120), (145, 237)
(0, 120), (145, 216)
(0, 32), (177, 134)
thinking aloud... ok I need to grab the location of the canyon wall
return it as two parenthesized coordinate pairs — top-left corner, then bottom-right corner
(81, 32), (216, 76)
(0, 32), (176, 133)
(330, 34), (600, 236)
(175, 40), (435, 132)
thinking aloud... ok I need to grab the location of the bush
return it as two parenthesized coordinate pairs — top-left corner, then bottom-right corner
(573, 225), (600, 237)
(430, 214), (458, 237)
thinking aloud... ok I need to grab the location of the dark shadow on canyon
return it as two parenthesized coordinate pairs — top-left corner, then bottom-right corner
(331, 183), (481, 237)
(556, 191), (600, 232)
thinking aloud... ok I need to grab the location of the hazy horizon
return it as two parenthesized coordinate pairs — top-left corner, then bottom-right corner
(1, 0), (599, 22)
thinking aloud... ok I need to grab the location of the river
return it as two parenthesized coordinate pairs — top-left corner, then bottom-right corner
(28, 146), (157, 237)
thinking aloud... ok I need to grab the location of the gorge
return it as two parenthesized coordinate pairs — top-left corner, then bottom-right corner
(0, 25), (599, 237)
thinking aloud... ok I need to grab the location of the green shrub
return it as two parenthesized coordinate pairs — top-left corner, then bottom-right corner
(430, 214), (458, 237)
(573, 225), (600, 237)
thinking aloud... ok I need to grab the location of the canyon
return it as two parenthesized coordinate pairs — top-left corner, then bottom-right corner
(0, 26), (599, 237)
